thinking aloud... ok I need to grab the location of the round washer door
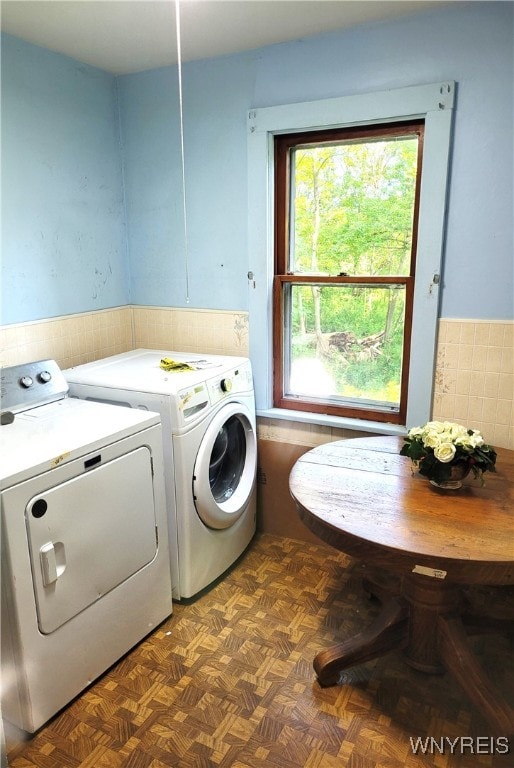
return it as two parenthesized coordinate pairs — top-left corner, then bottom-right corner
(193, 401), (257, 530)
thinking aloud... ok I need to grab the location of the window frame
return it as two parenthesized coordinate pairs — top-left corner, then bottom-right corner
(273, 121), (425, 424)
(247, 82), (455, 432)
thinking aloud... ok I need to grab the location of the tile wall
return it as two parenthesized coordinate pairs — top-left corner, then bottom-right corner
(432, 319), (513, 451)
(0, 306), (249, 371)
(0, 307), (134, 370)
(1, 311), (512, 450)
(132, 307), (249, 356)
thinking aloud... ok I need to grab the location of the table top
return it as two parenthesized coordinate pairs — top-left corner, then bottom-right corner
(289, 435), (514, 584)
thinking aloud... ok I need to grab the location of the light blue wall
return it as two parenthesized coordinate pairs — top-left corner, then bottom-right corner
(1, 34), (128, 324)
(119, 0), (513, 319)
(117, 53), (257, 307)
(1, 2), (513, 325)
(116, 67), (181, 306)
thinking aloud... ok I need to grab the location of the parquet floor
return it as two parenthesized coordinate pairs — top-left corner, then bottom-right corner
(4, 534), (513, 768)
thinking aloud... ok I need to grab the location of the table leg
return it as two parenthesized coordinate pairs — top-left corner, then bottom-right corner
(438, 615), (514, 738)
(402, 574), (460, 674)
(314, 571), (514, 734)
(402, 574), (514, 736)
(313, 595), (408, 687)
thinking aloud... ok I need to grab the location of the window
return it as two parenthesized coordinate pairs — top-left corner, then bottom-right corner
(273, 121), (424, 424)
(248, 82), (455, 430)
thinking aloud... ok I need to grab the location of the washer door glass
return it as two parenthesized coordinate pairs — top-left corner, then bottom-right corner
(210, 416), (246, 503)
(193, 402), (256, 530)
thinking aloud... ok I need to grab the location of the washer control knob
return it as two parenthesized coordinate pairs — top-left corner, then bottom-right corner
(220, 378), (232, 393)
(38, 370), (52, 383)
(20, 375), (33, 389)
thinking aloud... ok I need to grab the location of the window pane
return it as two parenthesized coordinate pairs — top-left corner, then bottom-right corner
(290, 136), (418, 277)
(285, 284), (406, 411)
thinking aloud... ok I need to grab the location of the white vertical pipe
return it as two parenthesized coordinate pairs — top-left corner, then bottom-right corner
(175, 0), (190, 303)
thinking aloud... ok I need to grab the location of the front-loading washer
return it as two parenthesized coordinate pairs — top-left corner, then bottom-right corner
(0, 359), (173, 735)
(64, 350), (257, 599)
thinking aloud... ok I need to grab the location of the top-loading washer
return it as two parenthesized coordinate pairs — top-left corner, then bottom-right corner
(64, 350), (257, 599)
(1, 359), (172, 734)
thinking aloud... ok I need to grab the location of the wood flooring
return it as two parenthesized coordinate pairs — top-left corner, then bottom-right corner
(4, 534), (513, 768)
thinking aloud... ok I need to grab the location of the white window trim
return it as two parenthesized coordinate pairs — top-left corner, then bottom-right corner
(247, 81), (455, 432)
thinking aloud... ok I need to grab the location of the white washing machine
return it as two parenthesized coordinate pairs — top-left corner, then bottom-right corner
(0, 359), (172, 734)
(64, 350), (257, 600)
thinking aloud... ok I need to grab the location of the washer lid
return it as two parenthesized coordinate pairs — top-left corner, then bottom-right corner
(0, 398), (160, 487)
(64, 349), (250, 396)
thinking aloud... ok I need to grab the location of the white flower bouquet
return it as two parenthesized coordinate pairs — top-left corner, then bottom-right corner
(400, 420), (497, 486)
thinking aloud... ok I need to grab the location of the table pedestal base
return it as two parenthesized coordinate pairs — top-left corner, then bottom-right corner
(313, 573), (514, 737)
(314, 595), (408, 687)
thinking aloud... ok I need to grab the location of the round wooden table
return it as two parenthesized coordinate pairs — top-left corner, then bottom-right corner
(289, 435), (514, 735)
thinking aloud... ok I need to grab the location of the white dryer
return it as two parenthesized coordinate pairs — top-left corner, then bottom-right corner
(64, 350), (257, 600)
(0, 360), (172, 734)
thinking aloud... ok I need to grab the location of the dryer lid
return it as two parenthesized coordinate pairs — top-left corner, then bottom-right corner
(0, 398), (160, 487)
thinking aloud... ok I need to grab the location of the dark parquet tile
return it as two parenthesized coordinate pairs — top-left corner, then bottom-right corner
(4, 534), (513, 767)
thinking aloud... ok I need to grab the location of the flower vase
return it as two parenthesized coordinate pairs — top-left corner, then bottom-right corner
(429, 462), (471, 490)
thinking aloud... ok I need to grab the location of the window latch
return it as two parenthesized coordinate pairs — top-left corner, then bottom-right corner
(429, 273), (440, 294)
